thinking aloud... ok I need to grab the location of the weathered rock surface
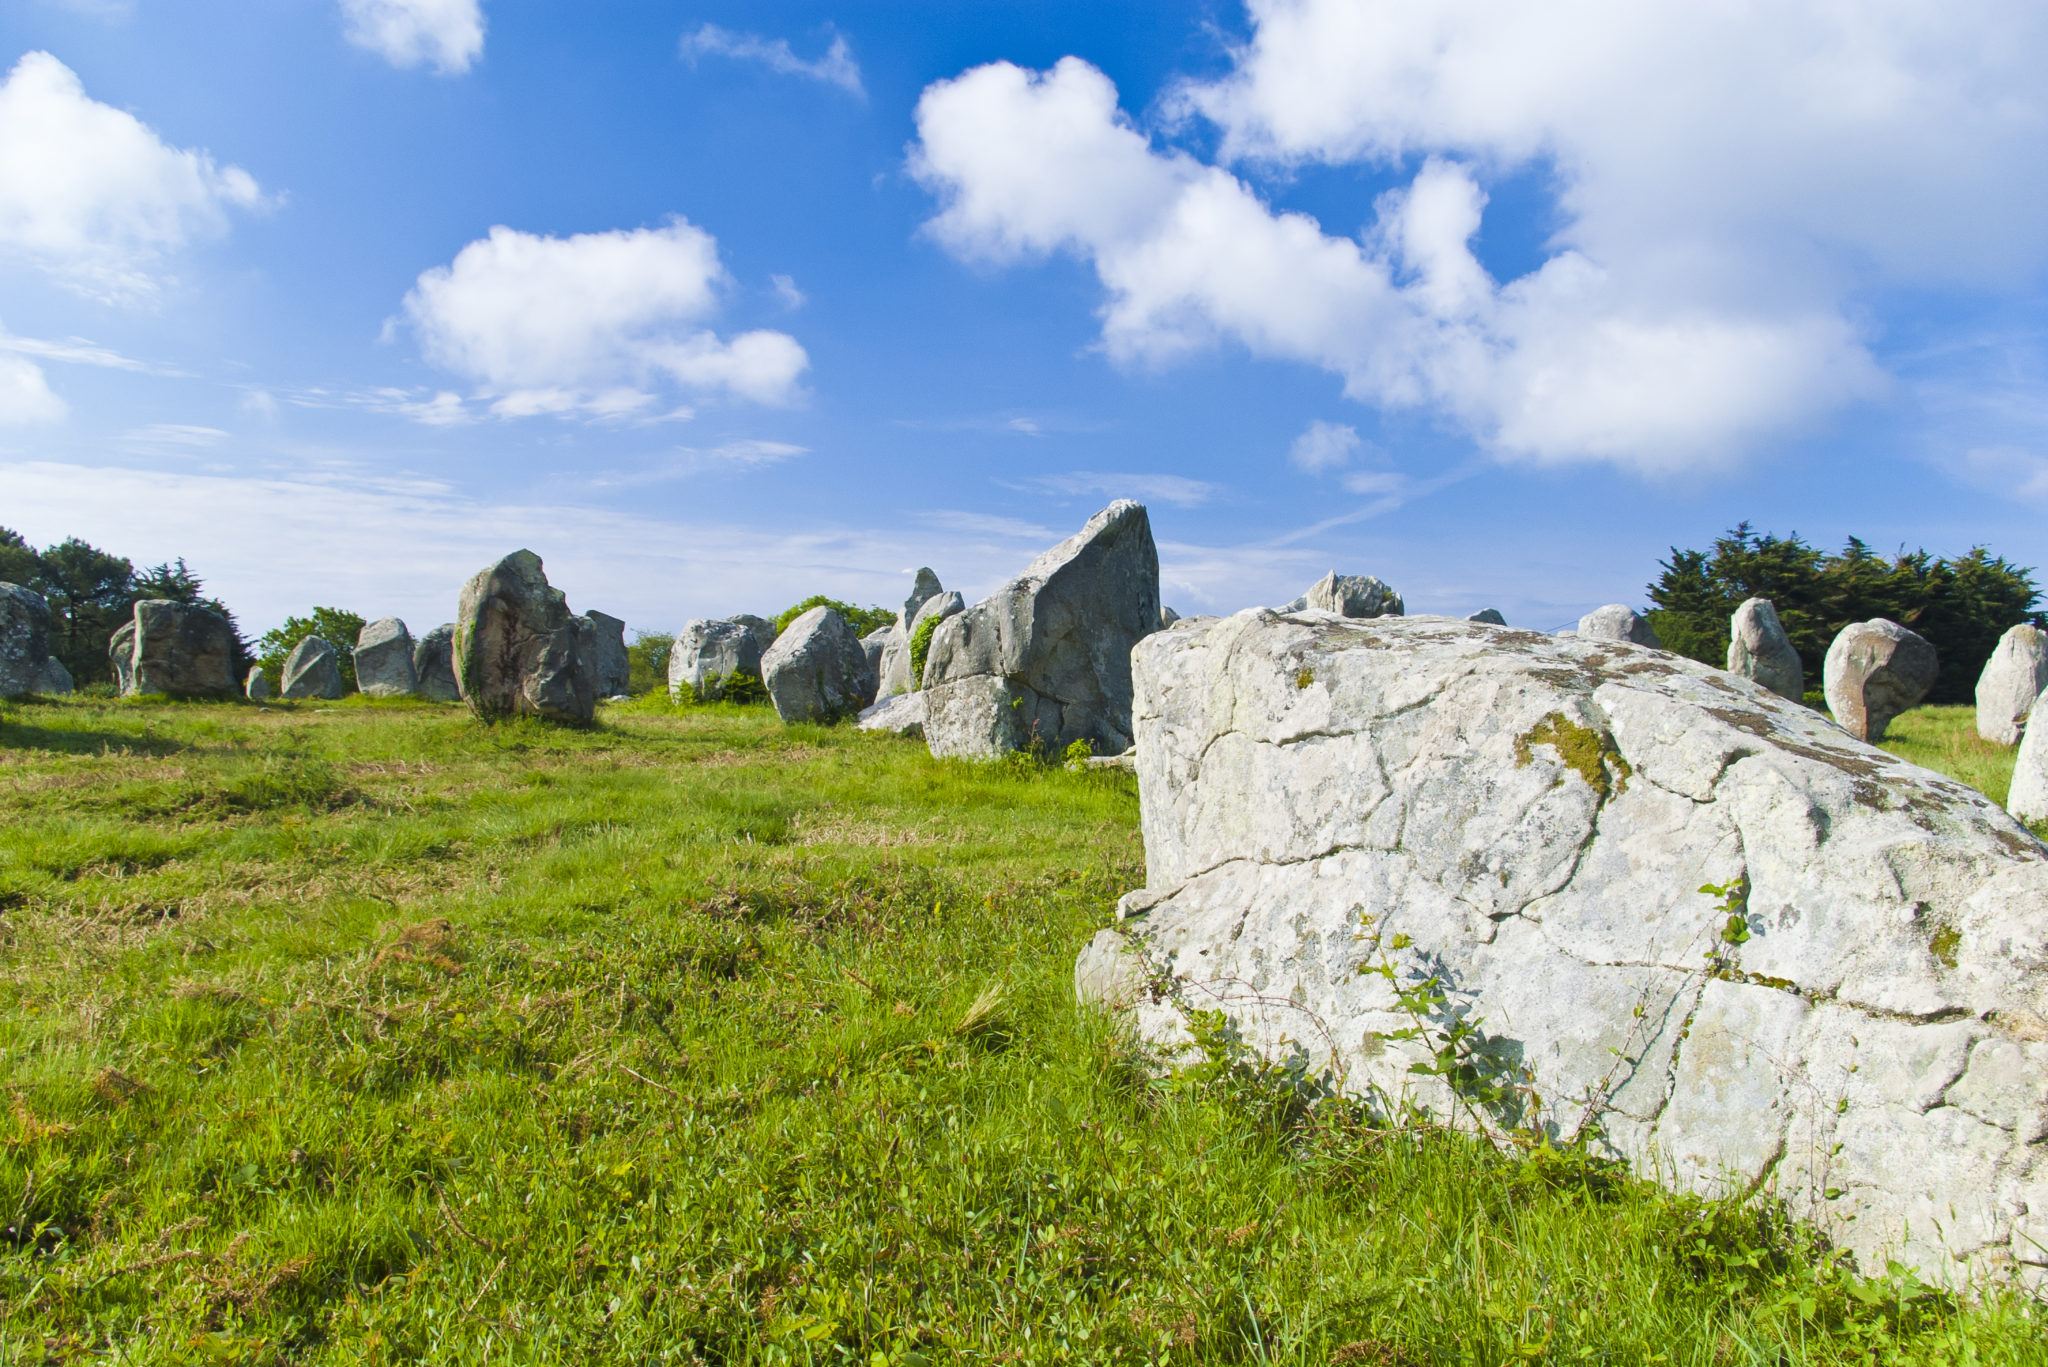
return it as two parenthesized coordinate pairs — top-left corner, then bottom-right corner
(582, 610), (631, 697)
(1091, 611), (2048, 1284)
(670, 615), (777, 701)
(281, 636), (345, 701)
(353, 617), (418, 697)
(1282, 571), (1404, 618)
(413, 625), (460, 701)
(2011, 695), (2048, 824)
(128, 601), (237, 698)
(761, 606), (871, 723)
(1977, 625), (2048, 746)
(33, 655), (73, 695)
(1160, 606), (1181, 629)
(0, 582), (52, 697)
(109, 621), (136, 694)
(453, 550), (595, 724)
(1727, 598), (1803, 701)
(861, 627), (892, 698)
(1825, 618), (1938, 742)
(856, 691), (926, 738)
(877, 577), (959, 698)
(245, 665), (272, 701)
(923, 501), (1160, 759)
(1578, 603), (1662, 647)
(1468, 608), (1507, 625)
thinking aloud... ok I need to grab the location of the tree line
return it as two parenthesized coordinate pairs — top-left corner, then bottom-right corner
(1646, 524), (2044, 704)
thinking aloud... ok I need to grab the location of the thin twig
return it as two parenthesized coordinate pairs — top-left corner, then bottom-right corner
(437, 1191), (499, 1253)
(618, 1065), (677, 1098)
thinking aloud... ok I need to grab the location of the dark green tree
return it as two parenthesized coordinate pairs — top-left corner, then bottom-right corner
(257, 608), (368, 693)
(36, 537), (137, 685)
(627, 630), (672, 696)
(0, 526), (38, 588)
(130, 558), (253, 678)
(773, 595), (894, 637)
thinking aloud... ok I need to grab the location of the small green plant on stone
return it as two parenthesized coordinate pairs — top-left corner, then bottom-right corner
(1063, 738), (1094, 769)
(1701, 876), (1753, 976)
(908, 612), (943, 689)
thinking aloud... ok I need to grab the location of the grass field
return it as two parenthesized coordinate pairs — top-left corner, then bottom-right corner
(2, 694), (2044, 1365)
(1877, 704), (2024, 809)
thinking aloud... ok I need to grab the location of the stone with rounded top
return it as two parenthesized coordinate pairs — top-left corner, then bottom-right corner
(1577, 603), (1662, 647)
(1825, 618), (1937, 742)
(281, 635), (344, 700)
(1093, 608), (2048, 1286)
(413, 624), (460, 701)
(0, 582), (52, 698)
(1727, 597), (1803, 701)
(1976, 624), (2048, 746)
(671, 615), (777, 701)
(761, 605), (872, 723)
(245, 665), (272, 701)
(353, 617), (418, 697)
(453, 549), (595, 724)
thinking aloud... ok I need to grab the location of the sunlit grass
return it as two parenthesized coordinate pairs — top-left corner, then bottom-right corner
(1877, 704), (2021, 808)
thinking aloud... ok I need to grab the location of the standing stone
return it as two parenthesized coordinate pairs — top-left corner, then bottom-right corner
(0, 582), (52, 698)
(1097, 609), (2048, 1285)
(453, 550), (596, 724)
(875, 572), (950, 698)
(413, 624), (461, 702)
(898, 568), (942, 634)
(33, 655), (73, 695)
(129, 601), (237, 698)
(245, 665), (273, 701)
(923, 501), (1159, 759)
(109, 621), (136, 695)
(1825, 618), (1937, 742)
(761, 606), (872, 723)
(670, 615), (777, 701)
(353, 618), (418, 697)
(281, 636), (345, 701)
(880, 590), (966, 696)
(1727, 597), (1803, 701)
(1468, 608), (1507, 625)
(1976, 625), (2048, 746)
(1160, 605), (1181, 629)
(582, 610), (631, 697)
(860, 626), (891, 699)
(1282, 571), (1404, 618)
(1577, 603), (1663, 647)
(2011, 689), (2048, 823)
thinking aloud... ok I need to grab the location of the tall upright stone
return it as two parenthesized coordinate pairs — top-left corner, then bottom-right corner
(1727, 597), (1803, 701)
(353, 617), (418, 697)
(1825, 618), (1937, 742)
(582, 610), (631, 697)
(109, 621), (136, 695)
(413, 624), (460, 702)
(761, 606), (872, 723)
(281, 636), (345, 700)
(129, 601), (237, 698)
(453, 550), (595, 724)
(1578, 603), (1663, 648)
(876, 570), (950, 698)
(2011, 689), (2048, 823)
(245, 665), (273, 701)
(0, 582), (52, 698)
(1976, 625), (2048, 746)
(922, 500), (1159, 759)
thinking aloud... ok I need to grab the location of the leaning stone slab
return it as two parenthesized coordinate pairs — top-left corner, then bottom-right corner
(0, 582), (52, 697)
(582, 610), (631, 697)
(245, 665), (272, 701)
(1092, 610), (2048, 1286)
(1825, 618), (1937, 742)
(1977, 625), (2048, 747)
(761, 605), (871, 723)
(129, 601), (237, 698)
(1727, 597), (1803, 701)
(353, 617), (418, 697)
(670, 616), (776, 701)
(1578, 603), (1662, 647)
(856, 691), (926, 738)
(453, 550), (596, 724)
(413, 624), (460, 701)
(281, 636), (345, 701)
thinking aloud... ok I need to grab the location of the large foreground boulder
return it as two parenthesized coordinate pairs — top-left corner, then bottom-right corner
(1977, 625), (2048, 746)
(0, 582), (52, 697)
(281, 636), (345, 700)
(761, 606), (871, 722)
(922, 501), (1160, 758)
(413, 625), (460, 701)
(669, 615), (777, 700)
(583, 610), (631, 697)
(353, 617), (418, 697)
(127, 601), (237, 698)
(1089, 611), (2048, 1284)
(1825, 618), (1937, 742)
(1726, 597), (1803, 701)
(1578, 603), (1663, 647)
(453, 550), (596, 724)
(1282, 571), (1403, 618)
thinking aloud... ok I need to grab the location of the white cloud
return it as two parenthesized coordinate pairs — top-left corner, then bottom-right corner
(1288, 419), (1360, 472)
(908, 0), (2048, 475)
(340, 0), (484, 76)
(1013, 471), (1221, 507)
(1958, 445), (2048, 502)
(122, 423), (226, 448)
(0, 51), (266, 303)
(0, 356), (66, 425)
(680, 24), (863, 99)
(770, 273), (806, 310)
(402, 220), (809, 420)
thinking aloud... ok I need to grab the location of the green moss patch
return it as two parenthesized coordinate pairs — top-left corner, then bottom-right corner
(1514, 712), (1632, 800)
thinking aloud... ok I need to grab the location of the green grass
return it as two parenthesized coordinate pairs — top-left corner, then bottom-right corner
(1877, 704), (2023, 808)
(2, 694), (2043, 1365)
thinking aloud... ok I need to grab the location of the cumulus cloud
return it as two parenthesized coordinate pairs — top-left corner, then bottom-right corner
(910, 0), (2048, 475)
(680, 24), (863, 98)
(340, 0), (485, 75)
(0, 355), (66, 425)
(402, 220), (809, 420)
(1288, 419), (1361, 472)
(0, 51), (266, 302)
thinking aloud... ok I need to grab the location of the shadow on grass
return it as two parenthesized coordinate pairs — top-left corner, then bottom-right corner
(0, 715), (188, 757)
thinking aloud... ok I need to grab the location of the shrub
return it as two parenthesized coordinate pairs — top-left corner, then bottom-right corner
(256, 608), (367, 693)
(908, 611), (945, 688)
(774, 595), (894, 637)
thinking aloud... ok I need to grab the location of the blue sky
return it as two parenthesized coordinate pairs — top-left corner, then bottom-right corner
(2, 0), (2045, 640)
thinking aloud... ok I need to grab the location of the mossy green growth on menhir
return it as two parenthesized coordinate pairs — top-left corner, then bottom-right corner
(0, 694), (2040, 1364)
(1514, 710), (1633, 800)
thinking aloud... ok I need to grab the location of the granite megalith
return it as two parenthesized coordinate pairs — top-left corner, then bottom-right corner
(1282, 571), (1403, 619)
(353, 617), (418, 697)
(281, 636), (345, 701)
(1727, 597), (1803, 701)
(1578, 603), (1663, 648)
(0, 582), (53, 698)
(109, 621), (136, 695)
(922, 500), (1160, 759)
(128, 601), (237, 698)
(453, 550), (596, 724)
(413, 625), (461, 702)
(2011, 693), (2048, 824)
(761, 605), (872, 723)
(1467, 608), (1507, 625)
(1825, 618), (1937, 742)
(33, 655), (73, 695)
(856, 691), (926, 738)
(1977, 625), (2048, 747)
(245, 665), (273, 701)
(876, 570), (948, 698)
(583, 610), (631, 698)
(669, 615), (777, 701)
(1085, 610), (2048, 1285)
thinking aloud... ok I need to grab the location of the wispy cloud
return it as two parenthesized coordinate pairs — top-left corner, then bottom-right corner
(584, 440), (809, 489)
(916, 510), (1057, 541)
(122, 423), (227, 449)
(0, 324), (188, 376)
(679, 24), (863, 99)
(1007, 470), (1222, 508)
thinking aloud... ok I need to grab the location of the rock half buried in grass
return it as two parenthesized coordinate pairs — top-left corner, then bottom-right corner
(1726, 597), (1803, 702)
(453, 549), (596, 724)
(1977, 624), (2048, 747)
(353, 617), (417, 697)
(412, 623), (460, 702)
(281, 635), (345, 700)
(1824, 617), (1936, 742)
(1094, 610), (2048, 1285)
(761, 605), (871, 723)
(856, 690), (925, 738)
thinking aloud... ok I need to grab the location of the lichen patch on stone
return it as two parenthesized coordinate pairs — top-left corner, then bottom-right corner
(1514, 712), (1631, 800)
